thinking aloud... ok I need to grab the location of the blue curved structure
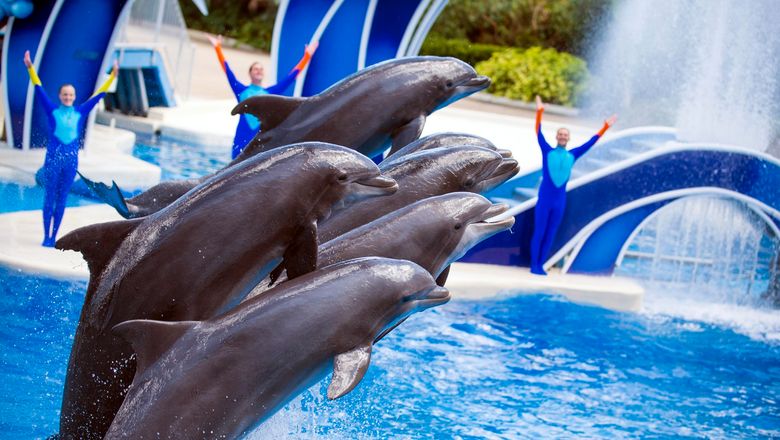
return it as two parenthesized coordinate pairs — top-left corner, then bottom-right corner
(465, 142), (780, 275)
(2, 0), (131, 150)
(272, 0), (449, 97)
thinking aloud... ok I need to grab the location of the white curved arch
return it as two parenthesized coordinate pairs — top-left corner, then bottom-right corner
(405, 0), (448, 56)
(612, 196), (780, 269)
(270, 0), (290, 75)
(501, 142), (780, 220)
(357, 0), (378, 70)
(396, 0), (431, 58)
(2, 17), (17, 149)
(555, 188), (780, 273)
(292, 0), (345, 97)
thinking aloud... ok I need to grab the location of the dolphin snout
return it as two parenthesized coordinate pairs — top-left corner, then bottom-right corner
(356, 175), (398, 193)
(459, 75), (491, 90)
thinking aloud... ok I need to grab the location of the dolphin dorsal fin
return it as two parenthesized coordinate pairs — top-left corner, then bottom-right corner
(328, 343), (372, 399)
(112, 319), (198, 376)
(55, 218), (144, 276)
(231, 95), (305, 131)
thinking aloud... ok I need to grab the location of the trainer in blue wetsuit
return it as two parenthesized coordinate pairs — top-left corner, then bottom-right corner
(24, 50), (117, 247)
(211, 35), (318, 159)
(530, 95), (616, 275)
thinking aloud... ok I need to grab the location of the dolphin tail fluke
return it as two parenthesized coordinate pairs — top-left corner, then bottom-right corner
(328, 343), (372, 400)
(77, 172), (132, 219)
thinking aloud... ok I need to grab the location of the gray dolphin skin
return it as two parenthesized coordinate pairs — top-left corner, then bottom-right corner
(233, 56), (491, 162)
(89, 57), (488, 219)
(318, 145), (519, 243)
(54, 143), (397, 440)
(380, 132), (511, 166)
(104, 257), (450, 440)
(259, 193), (514, 294)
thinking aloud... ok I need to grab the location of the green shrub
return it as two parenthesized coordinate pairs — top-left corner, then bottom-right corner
(180, 0), (277, 52)
(420, 36), (507, 67)
(475, 46), (589, 107)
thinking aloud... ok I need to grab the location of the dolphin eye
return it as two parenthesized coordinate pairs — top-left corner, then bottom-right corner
(446, 81), (453, 88)
(454, 223), (462, 230)
(337, 173), (348, 182)
(464, 178), (475, 188)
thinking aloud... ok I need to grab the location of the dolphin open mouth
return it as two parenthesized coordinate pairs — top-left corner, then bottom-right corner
(457, 75), (491, 92)
(496, 148), (513, 158)
(435, 75), (492, 111)
(447, 203), (515, 266)
(339, 175), (398, 208)
(478, 158), (520, 193)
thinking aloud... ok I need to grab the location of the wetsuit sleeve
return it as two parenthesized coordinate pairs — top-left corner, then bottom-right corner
(33, 85), (57, 114)
(224, 62), (247, 96)
(77, 92), (106, 114)
(214, 43), (227, 73)
(570, 121), (611, 160)
(264, 48), (314, 94)
(265, 69), (299, 94)
(535, 107), (552, 153)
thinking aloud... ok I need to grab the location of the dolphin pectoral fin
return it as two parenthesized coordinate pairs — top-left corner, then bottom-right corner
(112, 320), (198, 377)
(389, 114), (426, 155)
(328, 343), (372, 399)
(231, 95), (305, 131)
(56, 218), (144, 276)
(283, 222), (318, 280)
(268, 263), (286, 286)
(435, 265), (451, 287)
(77, 171), (132, 219)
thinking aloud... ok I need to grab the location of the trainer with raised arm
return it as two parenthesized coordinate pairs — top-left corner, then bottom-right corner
(24, 50), (117, 247)
(530, 95), (617, 275)
(209, 34), (318, 159)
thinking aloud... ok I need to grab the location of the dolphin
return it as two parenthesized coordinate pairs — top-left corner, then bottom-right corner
(54, 143), (397, 440)
(318, 145), (519, 243)
(380, 132), (511, 166)
(104, 257), (450, 439)
(85, 57), (489, 219)
(233, 56), (491, 162)
(260, 193), (514, 294)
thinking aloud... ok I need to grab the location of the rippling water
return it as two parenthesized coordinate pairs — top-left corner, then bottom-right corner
(1, 138), (779, 438)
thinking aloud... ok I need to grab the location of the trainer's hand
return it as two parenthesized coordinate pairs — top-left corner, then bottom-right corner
(23, 50), (32, 68)
(207, 34), (223, 47)
(535, 95), (544, 111)
(605, 114), (618, 127)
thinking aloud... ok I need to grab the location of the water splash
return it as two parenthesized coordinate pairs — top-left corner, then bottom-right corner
(616, 197), (780, 341)
(584, 0), (780, 150)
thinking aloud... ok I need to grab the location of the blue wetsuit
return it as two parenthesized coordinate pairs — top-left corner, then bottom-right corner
(222, 63), (299, 159)
(530, 108), (609, 274)
(33, 86), (107, 247)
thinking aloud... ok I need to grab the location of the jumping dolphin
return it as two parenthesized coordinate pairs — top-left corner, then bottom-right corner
(104, 257), (450, 439)
(85, 57), (489, 219)
(380, 132), (511, 166)
(233, 56), (491, 162)
(55, 143), (396, 440)
(318, 146), (519, 243)
(260, 193), (514, 294)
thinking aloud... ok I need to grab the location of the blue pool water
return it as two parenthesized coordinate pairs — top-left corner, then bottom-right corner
(1, 138), (779, 438)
